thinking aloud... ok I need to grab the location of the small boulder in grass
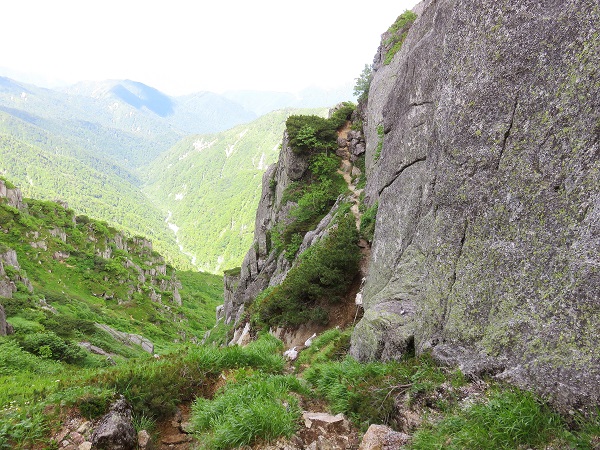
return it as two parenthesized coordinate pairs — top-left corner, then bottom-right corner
(91, 396), (137, 450)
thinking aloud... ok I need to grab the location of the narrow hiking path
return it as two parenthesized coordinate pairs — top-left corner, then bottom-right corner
(336, 121), (363, 230)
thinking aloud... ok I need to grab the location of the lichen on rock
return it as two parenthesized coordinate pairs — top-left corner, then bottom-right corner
(351, 0), (600, 413)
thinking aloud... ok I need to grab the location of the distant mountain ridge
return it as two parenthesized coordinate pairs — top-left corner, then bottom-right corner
(0, 75), (352, 270)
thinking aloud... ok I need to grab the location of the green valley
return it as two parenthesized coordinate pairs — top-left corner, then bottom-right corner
(142, 108), (327, 273)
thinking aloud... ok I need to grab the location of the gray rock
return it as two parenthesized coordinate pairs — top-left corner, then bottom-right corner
(0, 249), (20, 270)
(137, 430), (152, 449)
(91, 397), (136, 450)
(359, 424), (410, 450)
(0, 179), (25, 210)
(0, 304), (14, 336)
(351, 0), (600, 413)
(223, 133), (312, 325)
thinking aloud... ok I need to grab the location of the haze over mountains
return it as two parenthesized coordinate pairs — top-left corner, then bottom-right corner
(0, 75), (349, 271)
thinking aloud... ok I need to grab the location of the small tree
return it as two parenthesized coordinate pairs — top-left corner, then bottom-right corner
(354, 64), (373, 102)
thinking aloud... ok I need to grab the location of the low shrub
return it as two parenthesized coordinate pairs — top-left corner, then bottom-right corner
(252, 214), (360, 328)
(383, 11), (417, 65)
(286, 104), (355, 155)
(0, 339), (62, 376)
(20, 331), (86, 364)
(360, 201), (378, 242)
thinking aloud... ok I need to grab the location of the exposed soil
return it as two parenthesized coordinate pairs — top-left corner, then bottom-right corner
(155, 404), (195, 450)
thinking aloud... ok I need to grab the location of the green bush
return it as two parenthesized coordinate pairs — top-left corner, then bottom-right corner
(354, 65), (373, 102)
(277, 152), (346, 260)
(286, 104), (354, 155)
(5, 317), (44, 335)
(20, 331), (86, 364)
(252, 214), (360, 328)
(286, 115), (337, 154)
(0, 340), (62, 376)
(360, 202), (378, 242)
(383, 11), (417, 65)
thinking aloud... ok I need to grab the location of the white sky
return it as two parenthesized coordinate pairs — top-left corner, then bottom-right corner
(1, 0), (420, 95)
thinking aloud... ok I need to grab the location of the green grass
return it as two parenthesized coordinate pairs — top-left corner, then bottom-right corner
(0, 334), (286, 447)
(294, 327), (352, 368)
(304, 354), (459, 431)
(411, 388), (566, 449)
(191, 372), (306, 449)
(383, 11), (417, 65)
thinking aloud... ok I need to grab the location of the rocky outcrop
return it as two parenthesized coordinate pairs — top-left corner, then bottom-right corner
(96, 323), (154, 354)
(0, 248), (33, 299)
(0, 179), (25, 210)
(223, 133), (312, 324)
(91, 397), (137, 450)
(351, 0), (600, 412)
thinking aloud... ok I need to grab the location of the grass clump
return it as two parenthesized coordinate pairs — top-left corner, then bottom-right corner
(295, 327), (352, 368)
(191, 372), (306, 449)
(304, 354), (453, 431)
(360, 201), (378, 243)
(410, 388), (566, 450)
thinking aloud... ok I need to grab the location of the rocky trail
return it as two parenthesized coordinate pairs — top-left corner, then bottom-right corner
(336, 121), (363, 230)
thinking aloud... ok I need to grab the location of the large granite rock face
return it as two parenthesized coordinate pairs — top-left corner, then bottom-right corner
(351, 0), (600, 412)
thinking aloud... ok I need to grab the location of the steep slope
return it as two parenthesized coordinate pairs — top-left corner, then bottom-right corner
(351, 0), (600, 412)
(0, 179), (222, 355)
(142, 108), (327, 273)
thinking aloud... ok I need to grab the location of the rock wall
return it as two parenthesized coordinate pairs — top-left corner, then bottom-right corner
(224, 132), (310, 324)
(351, 0), (600, 412)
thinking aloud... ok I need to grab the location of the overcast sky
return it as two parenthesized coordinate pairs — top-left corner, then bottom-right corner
(1, 0), (419, 95)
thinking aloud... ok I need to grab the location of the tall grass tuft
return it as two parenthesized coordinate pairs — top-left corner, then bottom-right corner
(191, 373), (307, 449)
(410, 388), (566, 449)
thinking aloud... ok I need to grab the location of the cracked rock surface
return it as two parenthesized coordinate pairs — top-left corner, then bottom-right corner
(351, 0), (600, 413)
